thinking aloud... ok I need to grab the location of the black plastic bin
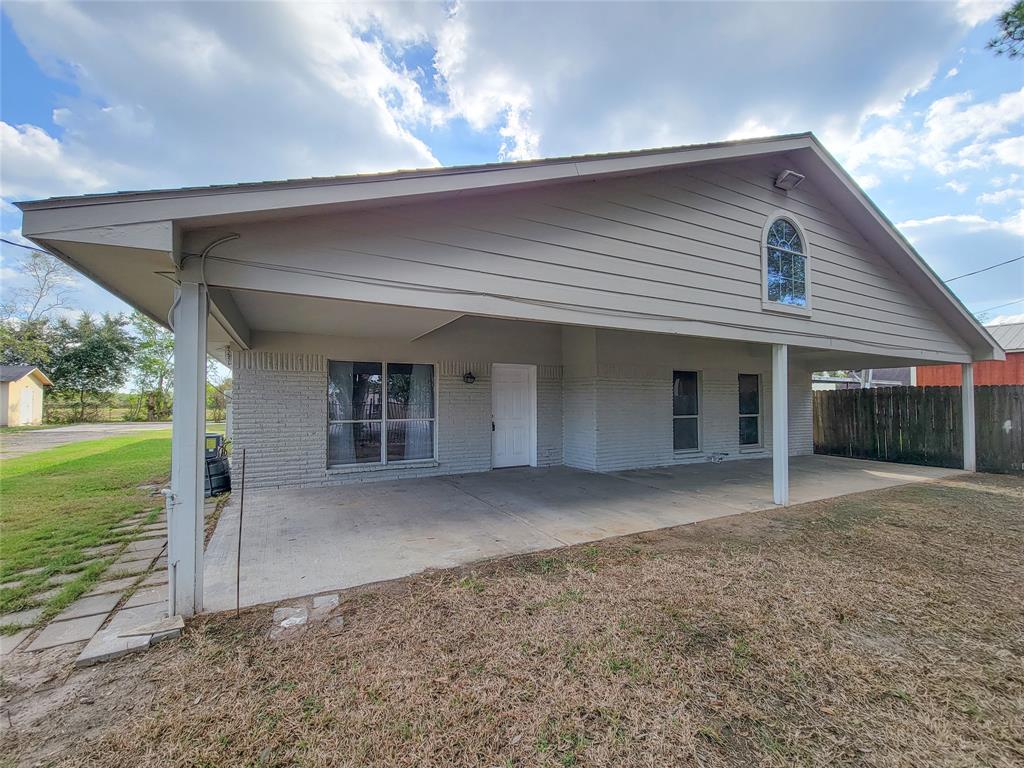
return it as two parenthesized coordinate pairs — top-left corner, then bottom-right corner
(204, 432), (231, 497)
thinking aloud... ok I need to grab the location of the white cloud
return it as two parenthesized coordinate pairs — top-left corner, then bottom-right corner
(2, 2), (442, 200)
(925, 89), (1024, 173)
(898, 212), (1024, 237)
(0, 122), (108, 200)
(837, 87), (1024, 186)
(944, 180), (968, 194)
(945, 67), (959, 79)
(954, 0), (1005, 26)
(992, 135), (1024, 167)
(977, 187), (1024, 205)
(726, 119), (784, 142)
(988, 312), (1024, 325)
(0, 0), (1001, 205)
(854, 173), (882, 191)
(497, 106), (540, 161)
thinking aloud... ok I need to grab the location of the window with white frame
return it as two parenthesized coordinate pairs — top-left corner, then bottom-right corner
(672, 370), (700, 451)
(764, 216), (808, 308)
(328, 361), (435, 467)
(738, 373), (761, 447)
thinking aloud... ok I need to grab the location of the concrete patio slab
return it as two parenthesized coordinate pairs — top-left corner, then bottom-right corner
(75, 602), (169, 667)
(122, 585), (165, 609)
(0, 628), (32, 655)
(124, 538), (165, 554)
(140, 571), (168, 587)
(86, 576), (139, 596)
(33, 587), (62, 603)
(204, 456), (962, 613)
(53, 592), (121, 621)
(26, 613), (106, 651)
(0, 606), (44, 626)
(82, 544), (121, 557)
(106, 558), (154, 578)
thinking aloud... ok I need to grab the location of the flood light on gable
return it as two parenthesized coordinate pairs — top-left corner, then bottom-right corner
(774, 170), (805, 191)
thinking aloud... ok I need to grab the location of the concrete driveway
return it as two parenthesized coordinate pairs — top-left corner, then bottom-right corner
(0, 422), (171, 459)
(203, 455), (962, 612)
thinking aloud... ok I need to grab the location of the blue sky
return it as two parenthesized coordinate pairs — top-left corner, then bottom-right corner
(1, 1), (1021, 325)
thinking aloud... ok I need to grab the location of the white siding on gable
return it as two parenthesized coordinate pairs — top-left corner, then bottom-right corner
(193, 154), (971, 363)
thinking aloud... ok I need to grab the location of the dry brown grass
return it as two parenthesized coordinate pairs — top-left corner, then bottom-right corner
(4, 475), (1023, 767)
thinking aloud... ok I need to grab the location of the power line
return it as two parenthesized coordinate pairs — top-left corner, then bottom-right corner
(975, 297), (1024, 315)
(0, 237), (42, 251)
(944, 254), (1024, 282)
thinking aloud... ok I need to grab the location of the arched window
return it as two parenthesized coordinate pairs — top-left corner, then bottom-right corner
(762, 214), (810, 312)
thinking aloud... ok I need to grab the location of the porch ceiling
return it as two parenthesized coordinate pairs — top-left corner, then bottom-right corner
(221, 287), (939, 372)
(203, 456), (963, 613)
(230, 289), (462, 340)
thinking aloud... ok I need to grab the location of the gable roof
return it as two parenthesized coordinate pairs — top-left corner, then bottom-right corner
(988, 322), (1024, 353)
(16, 133), (1004, 362)
(0, 365), (53, 386)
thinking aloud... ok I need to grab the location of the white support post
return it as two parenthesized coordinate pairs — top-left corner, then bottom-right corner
(772, 343), (789, 506)
(962, 363), (976, 472)
(168, 281), (207, 617)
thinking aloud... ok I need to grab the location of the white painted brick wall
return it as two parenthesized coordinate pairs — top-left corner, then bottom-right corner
(562, 377), (597, 470)
(231, 332), (812, 489)
(537, 374), (564, 467)
(583, 331), (813, 472)
(588, 364), (813, 472)
(232, 353), (563, 489)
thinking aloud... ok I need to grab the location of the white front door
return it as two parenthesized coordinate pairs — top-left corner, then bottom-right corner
(20, 388), (34, 425)
(491, 364), (534, 468)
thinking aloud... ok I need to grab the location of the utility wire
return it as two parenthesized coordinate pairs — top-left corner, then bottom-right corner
(974, 297), (1024, 315)
(944, 254), (1024, 283)
(0, 237), (42, 251)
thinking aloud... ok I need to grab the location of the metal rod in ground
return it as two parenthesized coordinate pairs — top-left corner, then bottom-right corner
(236, 447), (246, 618)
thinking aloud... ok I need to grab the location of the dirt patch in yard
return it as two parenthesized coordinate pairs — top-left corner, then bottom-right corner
(2, 475), (1022, 767)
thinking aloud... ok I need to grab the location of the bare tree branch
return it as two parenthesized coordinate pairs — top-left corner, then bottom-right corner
(2, 251), (77, 323)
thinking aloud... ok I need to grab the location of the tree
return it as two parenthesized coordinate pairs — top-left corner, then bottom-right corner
(988, 0), (1024, 58)
(48, 313), (136, 422)
(0, 318), (51, 368)
(0, 250), (76, 323)
(131, 311), (175, 420)
(0, 250), (76, 368)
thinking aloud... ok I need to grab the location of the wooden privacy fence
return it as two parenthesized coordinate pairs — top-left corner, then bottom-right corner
(813, 385), (1023, 474)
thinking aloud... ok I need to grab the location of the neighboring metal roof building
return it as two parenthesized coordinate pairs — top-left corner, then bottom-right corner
(0, 365), (53, 385)
(988, 322), (1024, 353)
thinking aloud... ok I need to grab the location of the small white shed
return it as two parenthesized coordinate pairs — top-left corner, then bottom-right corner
(0, 365), (52, 426)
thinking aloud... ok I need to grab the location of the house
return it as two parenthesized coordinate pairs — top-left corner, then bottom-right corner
(0, 365), (52, 426)
(916, 322), (1024, 386)
(812, 367), (912, 390)
(16, 133), (1004, 616)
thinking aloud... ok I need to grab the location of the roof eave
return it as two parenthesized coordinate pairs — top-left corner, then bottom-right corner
(15, 132), (817, 212)
(15, 131), (1002, 362)
(802, 139), (1004, 363)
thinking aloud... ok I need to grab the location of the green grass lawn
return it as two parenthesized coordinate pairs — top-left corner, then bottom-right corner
(0, 431), (172, 626)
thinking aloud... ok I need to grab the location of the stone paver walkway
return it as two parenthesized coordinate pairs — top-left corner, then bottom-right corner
(1, 507), (171, 660)
(0, 497), (220, 663)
